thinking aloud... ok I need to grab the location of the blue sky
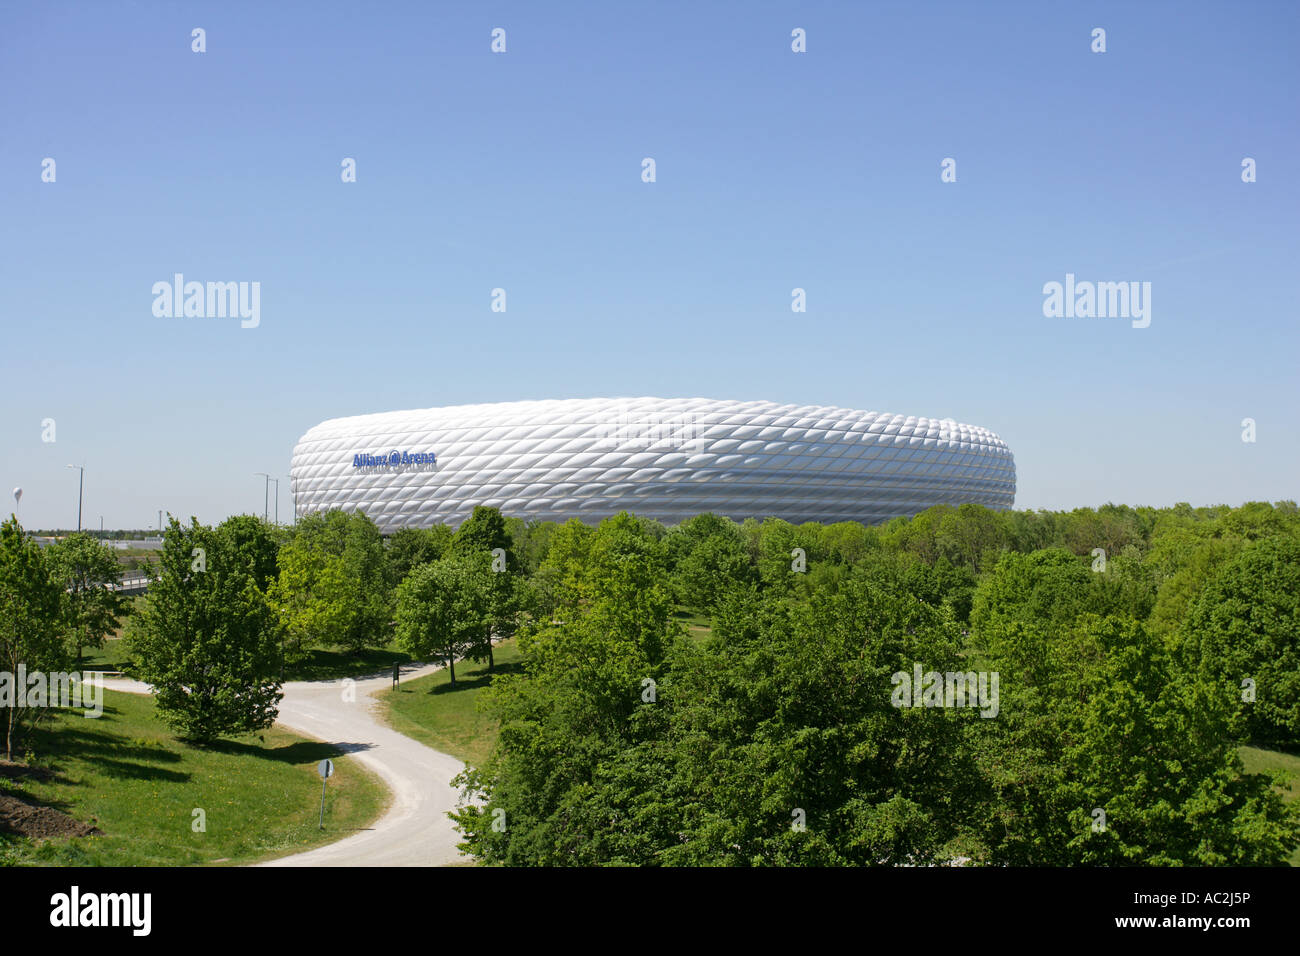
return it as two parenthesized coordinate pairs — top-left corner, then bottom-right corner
(3, 1), (1297, 529)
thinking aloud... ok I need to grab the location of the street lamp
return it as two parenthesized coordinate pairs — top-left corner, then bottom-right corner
(270, 477), (280, 525)
(66, 464), (84, 533)
(254, 473), (270, 522)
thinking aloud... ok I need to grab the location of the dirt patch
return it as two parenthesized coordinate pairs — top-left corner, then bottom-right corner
(0, 793), (101, 840)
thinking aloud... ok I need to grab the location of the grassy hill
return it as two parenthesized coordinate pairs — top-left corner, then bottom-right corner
(0, 689), (387, 866)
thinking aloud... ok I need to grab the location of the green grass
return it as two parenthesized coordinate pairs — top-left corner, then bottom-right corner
(1239, 745), (1300, 866)
(379, 640), (522, 767)
(79, 637), (134, 673)
(0, 689), (388, 866)
(673, 606), (712, 639)
(281, 641), (413, 682)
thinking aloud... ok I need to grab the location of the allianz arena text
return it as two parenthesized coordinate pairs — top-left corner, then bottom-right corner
(289, 397), (1017, 531)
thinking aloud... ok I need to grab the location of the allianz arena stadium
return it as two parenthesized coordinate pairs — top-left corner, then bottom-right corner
(289, 397), (1016, 531)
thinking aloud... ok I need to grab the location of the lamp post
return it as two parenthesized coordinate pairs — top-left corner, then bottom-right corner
(270, 477), (280, 525)
(66, 464), (84, 533)
(254, 473), (270, 522)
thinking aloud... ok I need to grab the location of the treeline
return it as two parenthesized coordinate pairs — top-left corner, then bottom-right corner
(123, 507), (529, 740)
(449, 500), (1300, 865)
(0, 507), (528, 752)
(29, 530), (162, 540)
(4, 500), (1297, 866)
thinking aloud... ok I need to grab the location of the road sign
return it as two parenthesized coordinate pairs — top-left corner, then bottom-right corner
(317, 759), (334, 829)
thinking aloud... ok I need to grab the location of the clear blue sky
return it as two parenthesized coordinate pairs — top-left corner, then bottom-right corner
(3, 1), (1297, 529)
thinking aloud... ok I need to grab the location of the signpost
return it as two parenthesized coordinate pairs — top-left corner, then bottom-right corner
(317, 759), (334, 829)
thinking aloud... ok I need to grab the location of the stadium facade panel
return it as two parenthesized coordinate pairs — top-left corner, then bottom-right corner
(289, 397), (1016, 531)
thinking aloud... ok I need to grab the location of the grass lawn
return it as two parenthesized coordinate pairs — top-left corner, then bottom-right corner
(281, 641), (414, 683)
(0, 689), (388, 866)
(79, 637), (134, 673)
(1239, 745), (1300, 866)
(379, 640), (522, 767)
(673, 606), (712, 640)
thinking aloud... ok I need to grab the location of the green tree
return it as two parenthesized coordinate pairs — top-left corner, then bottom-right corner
(533, 518), (594, 616)
(666, 514), (756, 610)
(128, 516), (283, 742)
(448, 505), (1300, 867)
(394, 556), (490, 685)
(46, 531), (128, 664)
(971, 548), (1107, 634)
(819, 520), (879, 565)
(385, 525), (453, 588)
(1147, 536), (1242, 645)
(451, 512), (677, 863)
(0, 517), (69, 760)
(450, 506), (512, 565)
(504, 517), (556, 576)
(481, 559), (525, 671)
(268, 545), (352, 667)
(1183, 534), (1300, 747)
(974, 614), (1299, 864)
(655, 573), (982, 866)
(453, 560), (981, 866)
(755, 518), (803, 593)
(935, 503), (1010, 573)
(270, 510), (390, 654)
(448, 507), (520, 671)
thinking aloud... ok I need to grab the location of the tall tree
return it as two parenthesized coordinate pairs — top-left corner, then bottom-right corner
(1183, 533), (1300, 746)
(534, 518), (594, 616)
(394, 556), (490, 686)
(450, 507), (520, 670)
(46, 532), (128, 664)
(665, 513), (756, 610)
(269, 510), (390, 654)
(974, 613), (1299, 864)
(480, 557), (525, 671)
(127, 516), (282, 742)
(268, 545), (352, 667)
(504, 517), (556, 576)
(0, 517), (69, 760)
(450, 506), (512, 564)
(385, 525), (454, 589)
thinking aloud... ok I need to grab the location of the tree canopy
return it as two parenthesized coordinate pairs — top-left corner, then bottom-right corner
(128, 515), (283, 742)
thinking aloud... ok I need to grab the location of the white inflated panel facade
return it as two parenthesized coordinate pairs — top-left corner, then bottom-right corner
(290, 397), (1016, 532)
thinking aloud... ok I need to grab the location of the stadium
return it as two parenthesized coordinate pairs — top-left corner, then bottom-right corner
(289, 397), (1017, 532)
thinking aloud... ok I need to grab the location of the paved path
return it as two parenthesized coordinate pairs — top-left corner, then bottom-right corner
(99, 664), (470, 867)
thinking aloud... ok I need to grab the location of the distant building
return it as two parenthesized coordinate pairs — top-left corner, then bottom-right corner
(290, 397), (1016, 532)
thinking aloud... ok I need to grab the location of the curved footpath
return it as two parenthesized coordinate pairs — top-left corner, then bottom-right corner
(100, 664), (469, 867)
